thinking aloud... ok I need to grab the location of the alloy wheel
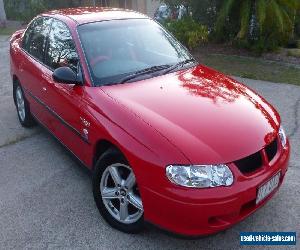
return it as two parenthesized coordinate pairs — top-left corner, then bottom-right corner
(16, 86), (25, 122)
(100, 163), (143, 224)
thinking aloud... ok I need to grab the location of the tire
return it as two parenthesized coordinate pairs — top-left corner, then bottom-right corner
(92, 148), (144, 233)
(13, 81), (35, 128)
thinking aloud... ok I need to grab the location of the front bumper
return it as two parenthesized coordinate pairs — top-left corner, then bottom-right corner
(140, 142), (290, 237)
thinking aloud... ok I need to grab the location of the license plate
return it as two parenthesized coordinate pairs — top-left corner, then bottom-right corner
(256, 172), (281, 204)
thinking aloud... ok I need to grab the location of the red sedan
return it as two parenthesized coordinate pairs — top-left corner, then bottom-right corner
(10, 7), (290, 236)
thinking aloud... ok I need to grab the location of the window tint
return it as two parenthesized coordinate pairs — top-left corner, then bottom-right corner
(45, 20), (79, 72)
(22, 17), (52, 61)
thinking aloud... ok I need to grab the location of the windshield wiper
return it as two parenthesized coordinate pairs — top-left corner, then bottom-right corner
(117, 64), (172, 84)
(162, 59), (197, 75)
(103, 60), (196, 86)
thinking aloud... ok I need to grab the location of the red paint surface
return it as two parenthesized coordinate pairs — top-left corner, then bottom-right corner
(10, 8), (290, 236)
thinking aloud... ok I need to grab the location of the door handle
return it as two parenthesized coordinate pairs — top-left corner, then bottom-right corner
(42, 87), (47, 92)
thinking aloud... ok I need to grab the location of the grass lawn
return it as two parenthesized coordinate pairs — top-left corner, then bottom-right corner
(287, 49), (300, 58)
(0, 27), (18, 36)
(199, 54), (300, 86)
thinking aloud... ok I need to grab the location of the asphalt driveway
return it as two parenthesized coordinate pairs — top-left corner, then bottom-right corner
(0, 36), (299, 249)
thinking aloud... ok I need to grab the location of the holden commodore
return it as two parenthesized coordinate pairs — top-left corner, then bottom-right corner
(10, 7), (290, 236)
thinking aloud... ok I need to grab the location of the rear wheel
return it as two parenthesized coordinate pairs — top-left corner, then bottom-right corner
(92, 148), (144, 233)
(13, 82), (35, 127)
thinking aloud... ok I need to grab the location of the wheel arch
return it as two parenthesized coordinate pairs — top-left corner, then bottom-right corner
(12, 74), (19, 84)
(12, 74), (20, 104)
(92, 139), (124, 170)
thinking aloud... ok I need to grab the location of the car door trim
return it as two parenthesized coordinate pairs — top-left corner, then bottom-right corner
(24, 87), (90, 145)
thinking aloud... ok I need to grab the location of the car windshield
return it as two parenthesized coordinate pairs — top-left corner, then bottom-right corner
(77, 18), (193, 86)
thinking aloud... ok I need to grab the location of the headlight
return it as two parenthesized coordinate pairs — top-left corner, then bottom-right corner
(166, 164), (233, 188)
(278, 126), (287, 148)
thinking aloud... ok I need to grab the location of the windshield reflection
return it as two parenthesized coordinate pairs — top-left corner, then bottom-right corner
(179, 66), (245, 103)
(179, 66), (279, 135)
(78, 18), (192, 86)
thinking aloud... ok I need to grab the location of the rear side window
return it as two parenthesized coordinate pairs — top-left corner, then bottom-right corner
(22, 17), (52, 61)
(44, 19), (79, 73)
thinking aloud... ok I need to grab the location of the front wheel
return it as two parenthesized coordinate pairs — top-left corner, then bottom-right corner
(92, 149), (144, 233)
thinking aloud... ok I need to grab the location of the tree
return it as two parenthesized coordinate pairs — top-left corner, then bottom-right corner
(0, 0), (7, 26)
(295, 2), (300, 38)
(215, 0), (299, 51)
(162, 0), (223, 29)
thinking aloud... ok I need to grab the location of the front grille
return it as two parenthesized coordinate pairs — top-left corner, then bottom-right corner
(265, 138), (278, 162)
(234, 138), (279, 174)
(234, 151), (263, 174)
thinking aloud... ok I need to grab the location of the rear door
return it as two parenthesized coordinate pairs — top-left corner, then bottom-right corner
(19, 17), (53, 122)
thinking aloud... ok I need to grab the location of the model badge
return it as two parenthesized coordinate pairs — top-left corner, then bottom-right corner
(80, 117), (90, 127)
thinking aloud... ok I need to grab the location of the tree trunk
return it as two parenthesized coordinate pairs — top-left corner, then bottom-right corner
(0, 0), (7, 26)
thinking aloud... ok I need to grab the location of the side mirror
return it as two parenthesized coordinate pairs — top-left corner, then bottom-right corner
(52, 67), (82, 85)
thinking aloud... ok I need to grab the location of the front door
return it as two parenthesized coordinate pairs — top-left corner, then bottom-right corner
(41, 19), (91, 166)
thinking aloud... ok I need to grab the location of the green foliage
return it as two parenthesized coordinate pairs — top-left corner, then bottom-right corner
(295, 9), (300, 38)
(4, 0), (47, 22)
(162, 0), (222, 30)
(4, 0), (85, 22)
(215, 0), (298, 53)
(164, 18), (208, 50)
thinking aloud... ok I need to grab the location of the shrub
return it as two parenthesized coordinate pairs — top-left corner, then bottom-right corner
(164, 18), (208, 50)
(4, 0), (47, 23)
(4, 0), (84, 23)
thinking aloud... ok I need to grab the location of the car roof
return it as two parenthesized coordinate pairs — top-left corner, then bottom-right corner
(42, 7), (148, 25)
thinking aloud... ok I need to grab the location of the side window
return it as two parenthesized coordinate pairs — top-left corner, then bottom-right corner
(22, 17), (52, 61)
(45, 20), (79, 73)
